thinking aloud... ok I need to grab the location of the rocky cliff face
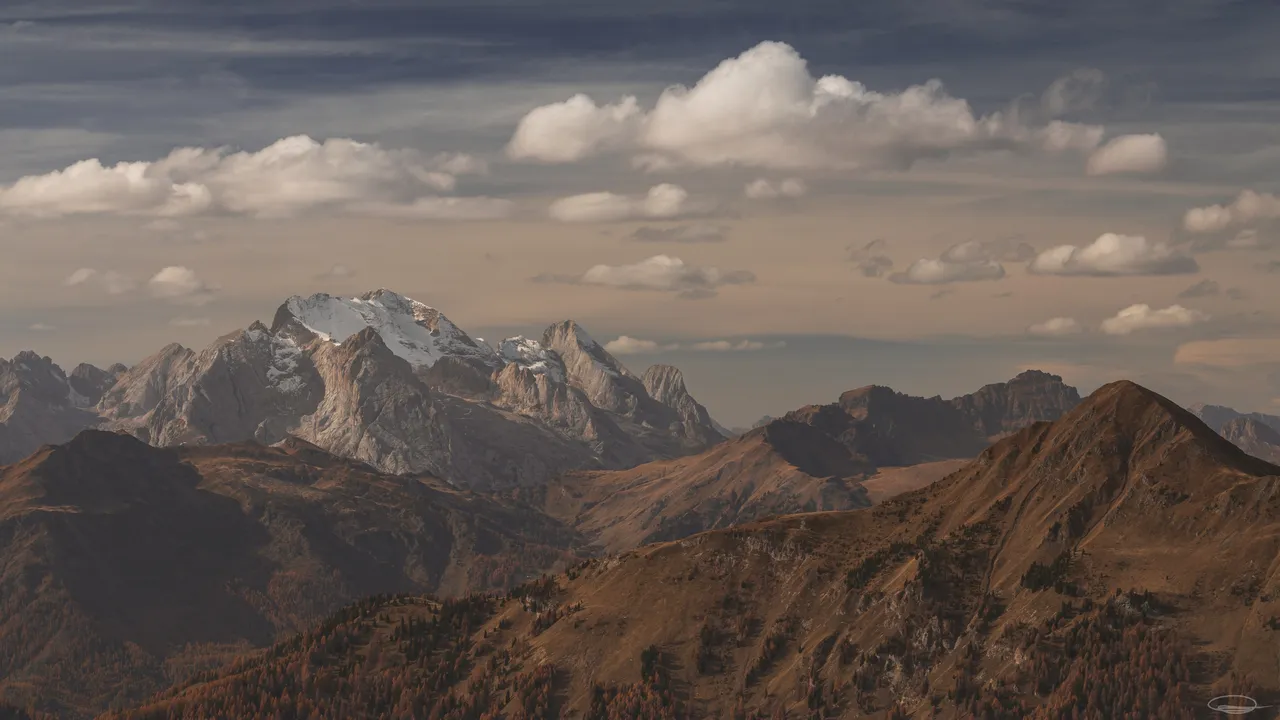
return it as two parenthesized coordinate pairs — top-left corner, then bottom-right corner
(0, 352), (111, 464)
(23, 290), (724, 488)
(1219, 416), (1280, 463)
(96, 314), (596, 489)
(777, 370), (1085, 467)
(949, 369), (1083, 438)
(641, 364), (725, 447)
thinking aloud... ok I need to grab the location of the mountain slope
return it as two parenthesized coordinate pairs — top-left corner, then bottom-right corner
(0, 353), (118, 464)
(0, 431), (584, 718)
(540, 371), (1078, 552)
(108, 380), (1280, 718)
(1189, 402), (1280, 435)
(535, 419), (879, 552)
(1220, 416), (1280, 463)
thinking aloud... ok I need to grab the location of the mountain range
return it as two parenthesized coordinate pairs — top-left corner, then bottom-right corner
(92, 380), (1280, 719)
(2, 290), (728, 489)
(4, 289), (1280, 717)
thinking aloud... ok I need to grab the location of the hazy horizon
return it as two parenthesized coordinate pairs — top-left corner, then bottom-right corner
(3, 0), (1280, 426)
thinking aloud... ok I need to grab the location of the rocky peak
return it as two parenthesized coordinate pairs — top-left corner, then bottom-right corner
(68, 362), (126, 408)
(1219, 417), (1280, 464)
(640, 364), (689, 401)
(499, 336), (567, 383)
(276, 290), (501, 371)
(1188, 403), (1280, 435)
(642, 364), (725, 446)
(950, 369), (1082, 438)
(542, 320), (644, 414)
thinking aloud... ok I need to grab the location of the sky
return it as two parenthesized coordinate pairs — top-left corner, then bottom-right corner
(2, 0), (1280, 426)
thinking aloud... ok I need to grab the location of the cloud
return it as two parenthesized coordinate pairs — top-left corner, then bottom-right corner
(507, 94), (643, 163)
(64, 268), (97, 286)
(148, 266), (217, 305)
(1187, 227), (1277, 253)
(170, 317), (212, 327)
(744, 178), (807, 199)
(1174, 339), (1280, 368)
(63, 268), (137, 294)
(626, 224), (727, 243)
(689, 340), (785, 352)
(888, 239), (1032, 284)
(1177, 279), (1219, 299)
(846, 239), (895, 277)
(1259, 260), (1280, 274)
(0, 135), (506, 220)
(430, 152), (488, 176)
(1040, 68), (1107, 117)
(507, 41), (1105, 171)
(28, 322), (56, 332)
(317, 264), (356, 280)
(603, 336), (676, 354)
(353, 196), (514, 220)
(537, 255), (754, 299)
(1183, 190), (1280, 234)
(548, 184), (700, 222)
(1028, 317), (1082, 336)
(1085, 134), (1168, 176)
(603, 335), (783, 354)
(1029, 233), (1198, 276)
(1100, 304), (1208, 335)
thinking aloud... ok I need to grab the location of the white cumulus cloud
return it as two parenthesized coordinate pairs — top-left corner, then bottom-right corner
(1029, 233), (1197, 276)
(1183, 190), (1280, 234)
(63, 268), (137, 294)
(0, 135), (507, 220)
(603, 336), (676, 354)
(1100, 304), (1208, 335)
(1085, 134), (1168, 176)
(537, 255), (754, 299)
(507, 41), (1105, 171)
(148, 266), (217, 305)
(1028, 317), (1082, 336)
(744, 178), (807, 199)
(887, 239), (1032, 285)
(548, 184), (698, 223)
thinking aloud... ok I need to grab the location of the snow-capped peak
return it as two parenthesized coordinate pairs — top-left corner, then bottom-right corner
(282, 290), (500, 369)
(499, 336), (566, 383)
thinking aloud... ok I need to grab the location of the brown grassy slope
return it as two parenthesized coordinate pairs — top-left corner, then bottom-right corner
(526, 380), (1280, 715)
(858, 459), (970, 503)
(0, 431), (584, 718)
(534, 419), (878, 552)
(118, 380), (1280, 718)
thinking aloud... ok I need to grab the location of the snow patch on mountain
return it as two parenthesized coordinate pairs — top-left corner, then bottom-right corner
(267, 335), (307, 395)
(283, 289), (500, 370)
(499, 336), (566, 383)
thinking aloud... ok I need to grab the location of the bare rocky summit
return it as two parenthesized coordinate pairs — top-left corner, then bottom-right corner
(0, 352), (111, 464)
(4, 289), (725, 488)
(1219, 416), (1280, 463)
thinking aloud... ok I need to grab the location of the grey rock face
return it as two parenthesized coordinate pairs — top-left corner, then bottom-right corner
(67, 363), (127, 408)
(7, 291), (723, 488)
(1219, 417), (1280, 464)
(641, 364), (725, 447)
(1188, 403), (1280, 435)
(949, 369), (1083, 438)
(0, 352), (108, 464)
